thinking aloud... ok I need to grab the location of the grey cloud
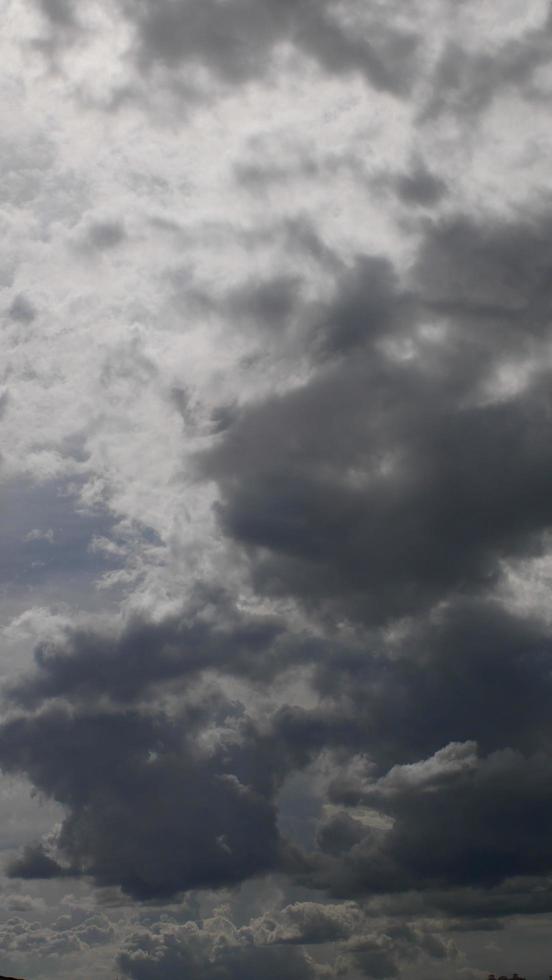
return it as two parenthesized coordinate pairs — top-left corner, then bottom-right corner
(393, 165), (447, 207)
(7, 845), (68, 882)
(226, 275), (301, 334)
(81, 220), (127, 252)
(29, 0), (420, 102)
(201, 247), (411, 362)
(0, 913), (85, 960)
(425, 878), (552, 921)
(127, 0), (420, 95)
(418, 213), (552, 330)
(248, 900), (364, 945)
(37, 0), (77, 28)
(0, 389), (9, 420)
(316, 812), (369, 859)
(118, 899), (458, 980)
(8, 0), (552, 976)
(201, 347), (552, 625)
(8, 295), (36, 325)
(372, 157), (447, 209)
(335, 921), (454, 979)
(31, 0), (82, 60)
(422, 6), (552, 120)
(28, 0), (552, 118)
(4, 185), (552, 967)
(199, 210), (552, 626)
(447, 918), (503, 932)
(6, 591), (298, 707)
(0, 701), (285, 899)
(118, 919), (322, 980)
(343, 945), (398, 979)
(312, 255), (413, 358)
(311, 598), (552, 767)
(0, 905), (114, 971)
(312, 744), (552, 897)
(357, 875), (552, 923)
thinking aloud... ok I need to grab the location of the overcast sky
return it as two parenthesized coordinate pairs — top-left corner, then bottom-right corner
(2, 1), (552, 978)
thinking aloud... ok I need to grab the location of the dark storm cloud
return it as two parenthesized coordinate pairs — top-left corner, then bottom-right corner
(310, 598), (552, 767)
(0, 702), (285, 899)
(7, 844), (68, 881)
(126, 0), (420, 95)
(423, 877), (552, 920)
(4, 199), (552, 931)
(183, 204), (552, 917)
(201, 346), (552, 624)
(310, 743), (552, 899)
(199, 209), (552, 625)
(339, 922), (452, 979)
(312, 255), (414, 358)
(6, 589), (311, 707)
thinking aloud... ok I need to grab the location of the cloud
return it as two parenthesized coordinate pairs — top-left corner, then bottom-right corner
(391, 164), (448, 208)
(309, 597), (552, 767)
(199, 213), (552, 626)
(312, 743), (552, 897)
(116, 905), (459, 980)
(7, 294), (36, 325)
(23, 529), (55, 544)
(36, 0), (77, 29)
(422, 5), (552, 120)
(5, 590), (295, 707)
(81, 219), (127, 252)
(117, 918), (324, 980)
(4, 1), (552, 976)
(417, 212), (552, 330)
(247, 900), (364, 945)
(7, 845), (69, 881)
(125, 0), (420, 95)
(0, 904), (115, 974)
(5, 205), (552, 936)
(0, 699), (289, 899)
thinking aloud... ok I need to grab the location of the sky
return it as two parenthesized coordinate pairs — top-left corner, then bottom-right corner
(2, 1), (552, 978)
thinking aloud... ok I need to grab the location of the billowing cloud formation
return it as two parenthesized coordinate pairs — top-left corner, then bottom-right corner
(1, 701), (287, 898)
(3, 0), (552, 978)
(201, 211), (552, 625)
(313, 742), (552, 895)
(118, 919), (323, 980)
(5, 204), (552, 927)
(116, 907), (456, 980)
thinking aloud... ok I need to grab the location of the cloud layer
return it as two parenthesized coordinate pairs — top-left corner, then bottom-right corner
(3, 1), (552, 978)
